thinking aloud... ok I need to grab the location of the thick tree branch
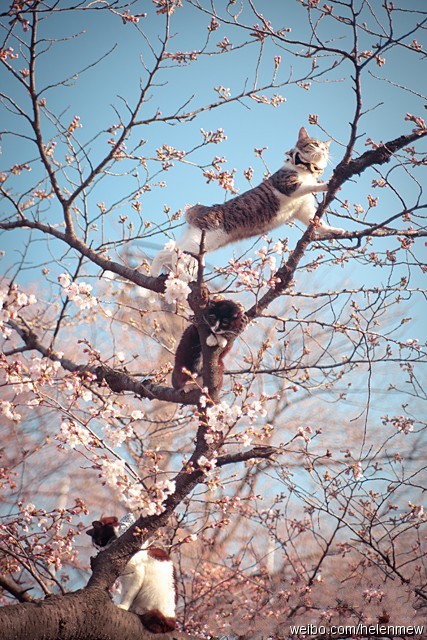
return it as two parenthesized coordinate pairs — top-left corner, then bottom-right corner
(0, 587), (199, 640)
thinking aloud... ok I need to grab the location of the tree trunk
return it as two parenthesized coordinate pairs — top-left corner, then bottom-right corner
(0, 587), (195, 640)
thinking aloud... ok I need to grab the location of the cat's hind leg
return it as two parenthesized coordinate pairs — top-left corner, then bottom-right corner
(151, 226), (202, 278)
(151, 248), (174, 277)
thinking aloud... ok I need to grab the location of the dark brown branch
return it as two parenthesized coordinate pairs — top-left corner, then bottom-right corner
(0, 218), (167, 294)
(216, 445), (279, 467)
(0, 576), (34, 604)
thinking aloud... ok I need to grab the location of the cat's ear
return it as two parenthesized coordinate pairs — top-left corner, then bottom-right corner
(298, 127), (309, 142)
(324, 139), (332, 148)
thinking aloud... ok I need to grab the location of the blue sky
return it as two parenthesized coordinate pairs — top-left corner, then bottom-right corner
(1, 0), (425, 327)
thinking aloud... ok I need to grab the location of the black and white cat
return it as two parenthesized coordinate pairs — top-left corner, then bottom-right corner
(151, 127), (344, 277)
(172, 299), (246, 391)
(86, 516), (176, 634)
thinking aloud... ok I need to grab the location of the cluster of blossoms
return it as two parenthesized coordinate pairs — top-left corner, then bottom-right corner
(363, 587), (385, 603)
(65, 398), (142, 449)
(382, 414), (414, 435)
(405, 502), (425, 521)
(202, 156), (237, 193)
(156, 144), (186, 170)
(10, 162), (31, 175)
(97, 456), (176, 515)
(0, 400), (21, 423)
(153, 0), (182, 16)
(201, 397), (269, 448)
(32, 188), (54, 200)
(63, 371), (95, 403)
(350, 461), (364, 481)
(213, 84), (231, 100)
(197, 452), (218, 474)
(410, 39), (422, 51)
(66, 115), (82, 137)
(250, 21), (273, 41)
(120, 9), (143, 23)
(29, 356), (61, 386)
(161, 240), (193, 305)
(216, 36), (232, 52)
(251, 93), (286, 108)
(101, 421), (133, 448)
(207, 16), (220, 31)
(0, 352), (63, 425)
(0, 285), (37, 338)
(200, 127), (227, 144)
(58, 273), (98, 310)
(7, 1), (31, 30)
(163, 50), (198, 64)
(219, 241), (284, 291)
(100, 400), (141, 446)
(405, 112), (427, 133)
(0, 47), (18, 61)
(56, 420), (94, 449)
(204, 401), (243, 444)
(0, 500), (87, 578)
(107, 138), (127, 160)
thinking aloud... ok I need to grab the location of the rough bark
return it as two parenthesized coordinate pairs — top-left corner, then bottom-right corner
(0, 587), (197, 640)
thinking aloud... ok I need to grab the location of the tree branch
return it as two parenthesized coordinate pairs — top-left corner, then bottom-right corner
(0, 576), (34, 604)
(8, 319), (200, 405)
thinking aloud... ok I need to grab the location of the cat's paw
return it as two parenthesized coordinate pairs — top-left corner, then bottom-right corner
(206, 333), (218, 347)
(217, 335), (228, 349)
(118, 603), (130, 611)
(315, 224), (345, 238)
(314, 181), (329, 193)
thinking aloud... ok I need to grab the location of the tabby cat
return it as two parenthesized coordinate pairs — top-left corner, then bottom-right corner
(151, 127), (343, 277)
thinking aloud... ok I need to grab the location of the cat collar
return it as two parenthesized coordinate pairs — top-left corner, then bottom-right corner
(293, 152), (321, 174)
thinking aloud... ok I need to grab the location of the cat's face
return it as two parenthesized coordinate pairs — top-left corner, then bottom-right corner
(86, 516), (119, 550)
(292, 126), (331, 172)
(204, 300), (243, 336)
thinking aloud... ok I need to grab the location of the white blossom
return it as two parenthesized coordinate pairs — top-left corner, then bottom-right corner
(57, 421), (91, 448)
(164, 275), (191, 304)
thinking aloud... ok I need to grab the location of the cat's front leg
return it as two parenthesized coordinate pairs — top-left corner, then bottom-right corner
(206, 333), (219, 347)
(118, 567), (145, 611)
(206, 333), (228, 349)
(312, 181), (329, 193)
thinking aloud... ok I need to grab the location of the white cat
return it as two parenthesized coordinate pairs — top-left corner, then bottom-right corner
(151, 127), (344, 277)
(87, 515), (176, 633)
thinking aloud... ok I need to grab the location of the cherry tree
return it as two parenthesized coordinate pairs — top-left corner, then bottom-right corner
(0, 1), (426, 639)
